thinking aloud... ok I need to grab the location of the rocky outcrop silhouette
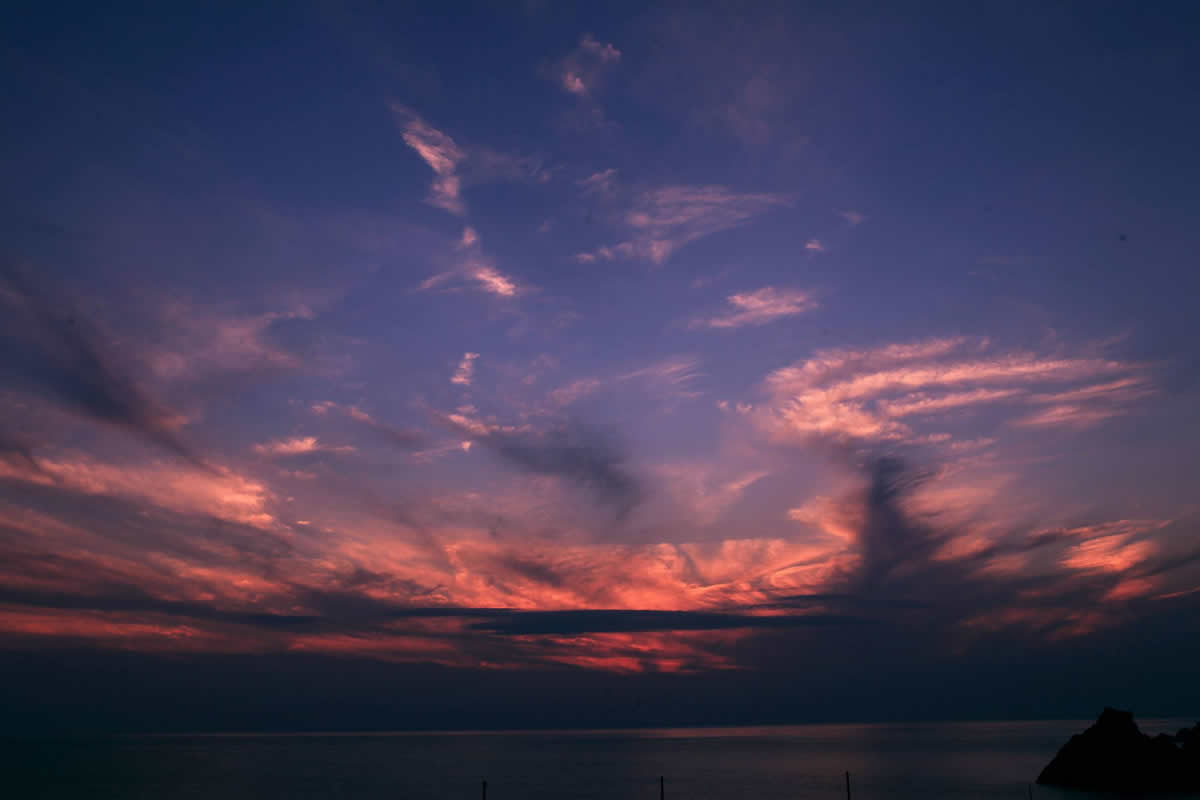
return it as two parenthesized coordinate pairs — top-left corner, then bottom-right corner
(1037, 708), (1200, 792)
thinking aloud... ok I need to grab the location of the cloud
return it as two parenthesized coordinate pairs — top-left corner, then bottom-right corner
(1012, 404), (1125, 429)
(252, 437), (355, 457)
(2, 433), (1196, 683)
(393, 104), (556, 212)
(253, 437), (322, 456)
(314, 403), (426, 451)
(418, 264), (521, 298)
(554, 34), (621, 97)
(840, 210), (865, 226)
(471, 609), (865, 636)
(693, 287), (817, 329)
(418, 227), (524, 298)
(878, 389), (1024, 418)
(804, 239), (824, 252)
(755, 337), (1147, 447)
(146, 300), (314, 382)
(551, 357), (703, 407)
(0, 452), (276, 529)
(774, 454), (1192, 650)
(470, 265), (518, 297)
(389, 112), (528, 296)
(390, 104), (467, 215)
(655, 462), (769, 526)
(451, 352), (479, 386)
(717, 74), (784, 147)
(578, 168), (618, 196)
(0, 429), (39, 472)
(0, 268), (196, 462)
(575, 185), (790, 265)
(549, 377), (607, 407)
(446, 416), (642, 518)
(467, 147), (555, 185)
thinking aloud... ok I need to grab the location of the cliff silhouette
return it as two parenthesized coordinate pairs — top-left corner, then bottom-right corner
(1037, 708), (1200, 792)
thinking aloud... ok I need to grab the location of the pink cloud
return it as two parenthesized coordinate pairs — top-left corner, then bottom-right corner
(390, 104), (467, 215)
(0, 454), (277, 529)
(451, 352), (480, 386)
(554, 34), (622, 97)
(756, 337), (1148, 446)
(252, 436), (356, 457)
(470, 265), (518, 297)
(693, 287), (817, 329)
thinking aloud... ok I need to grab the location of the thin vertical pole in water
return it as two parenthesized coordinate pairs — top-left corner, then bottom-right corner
(660, 775), (664, 800)
(482, 779), (487, 800)
(845, 771), (851, 800)
(1028, 784), (1033, 800)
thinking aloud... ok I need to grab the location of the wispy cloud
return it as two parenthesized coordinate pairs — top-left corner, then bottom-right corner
(878, 389), (1024, 418)
(692, 287), (817, 329)
(578, 168), (618, 196)
(445, 415), (641, 519)
(839, 210), (865, 226)
(310, 402), (426, 451)
(551, 357), (703, 407)
(349, 406), (426, 450)
(417, 228), (524, 298)
(451, 352), (479, 386)
(554, 34), (621, 97)
(575, 185), (789, 265)
(470, 265), (518, 297)
(756, 338), (1148, 446)
(0, 268), (196, 462)
(0, 453), (276, 529)
(467, 147), (555, 185)
(391, 104), (466, 215)
(804, 239), (824, 252)
(388, 110), (528, 297)
(147, 300), (314, 381)
(655, 462), (770, 526)
(252, 437), (356, 457)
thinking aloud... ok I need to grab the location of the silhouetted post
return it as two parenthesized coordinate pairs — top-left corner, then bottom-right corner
(845, 770), (851, 800)
(1028, 784), (1033, 800)
(659, 775), (664, 800)
(482, 779), (487, 800)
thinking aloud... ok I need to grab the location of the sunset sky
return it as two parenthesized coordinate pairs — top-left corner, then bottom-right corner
(3, 1), (1200, 732)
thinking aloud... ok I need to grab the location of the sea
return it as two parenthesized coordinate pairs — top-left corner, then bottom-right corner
(4, 719), (1198, 800)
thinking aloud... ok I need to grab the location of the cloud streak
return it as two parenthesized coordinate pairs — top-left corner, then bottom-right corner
(252, 437), (356, 457)
(693, 287), (817, 329)
(0, 268), (197, 462)
(756, 337), (1148, 447)
(418, 227), (524, 298)
(576, 185), (790, 265)
(451, 352), (479, 386)
(391, 104), (466, 215)
(554, 34), (621, 97)
(446, 416), (642, 518)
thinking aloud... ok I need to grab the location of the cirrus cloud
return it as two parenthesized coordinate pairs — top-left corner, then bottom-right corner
(692, 287), (817, 329)
(575, 185), (790, 265)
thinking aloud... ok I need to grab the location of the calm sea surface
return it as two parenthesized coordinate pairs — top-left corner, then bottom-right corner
(5, 720), (1198, 800)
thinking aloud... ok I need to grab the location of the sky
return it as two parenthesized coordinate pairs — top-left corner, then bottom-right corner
(3, 1), (1200, 733)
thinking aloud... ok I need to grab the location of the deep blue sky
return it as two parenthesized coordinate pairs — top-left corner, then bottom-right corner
(2, 1), (1200, 732)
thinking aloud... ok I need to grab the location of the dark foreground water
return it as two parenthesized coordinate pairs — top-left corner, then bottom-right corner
(5, 720), (1199, 800)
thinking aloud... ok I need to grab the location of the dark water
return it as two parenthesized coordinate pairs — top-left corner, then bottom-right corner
(5, 720), (1198, 800)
